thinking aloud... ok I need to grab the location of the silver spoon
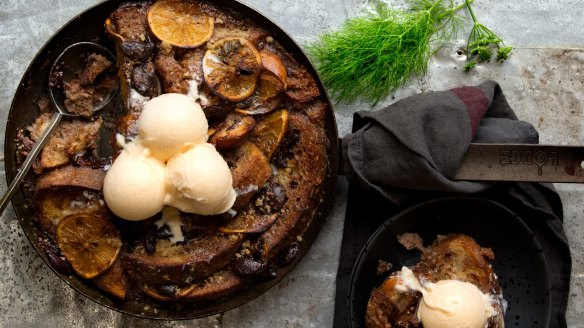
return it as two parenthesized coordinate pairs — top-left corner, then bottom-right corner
(0, 42), (117, 215)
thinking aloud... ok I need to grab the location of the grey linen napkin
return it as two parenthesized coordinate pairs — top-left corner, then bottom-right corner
(341, 80), (539, 199)
(335, 80), (571, 327)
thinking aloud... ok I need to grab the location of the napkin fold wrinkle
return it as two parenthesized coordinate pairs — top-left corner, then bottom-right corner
(337, 80), (571, 327)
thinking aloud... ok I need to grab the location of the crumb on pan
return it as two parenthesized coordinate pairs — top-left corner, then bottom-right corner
(397, 232), (425, 251)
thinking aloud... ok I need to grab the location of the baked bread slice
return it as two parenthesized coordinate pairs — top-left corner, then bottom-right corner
(259, 112), (327, 263)
(93, 259), (128, 300)
(25, 113), (102, 173)
(122, 233), (244, 286)
(34, 166), (108, 238)
(33, 166), (128, 299)
(138, 269), (248, 302)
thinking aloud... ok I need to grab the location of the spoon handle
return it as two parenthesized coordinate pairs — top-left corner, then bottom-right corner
(0, 112), (63, 215)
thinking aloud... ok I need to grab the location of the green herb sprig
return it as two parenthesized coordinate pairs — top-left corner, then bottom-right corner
(464, 0), (512, 70)
(307, 0), (467, 104)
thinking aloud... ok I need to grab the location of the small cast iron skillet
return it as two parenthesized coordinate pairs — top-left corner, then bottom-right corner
(4, 0), (338, 320)
(348, 197), (551, 328)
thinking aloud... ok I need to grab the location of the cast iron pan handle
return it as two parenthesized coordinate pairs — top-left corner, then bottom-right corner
(455, 143), (584, 183)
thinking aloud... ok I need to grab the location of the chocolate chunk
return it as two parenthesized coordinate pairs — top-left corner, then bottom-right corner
(131, 62), (158, 97)
(120, 39), (154, 61)
(233, 257), (264, 276)
(277, 242), (299, 267)
(255, 182), (287, 215)
(144, 224), (157, 254)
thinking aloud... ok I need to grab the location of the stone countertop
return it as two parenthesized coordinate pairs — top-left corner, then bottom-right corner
(0, 0), (583, 327)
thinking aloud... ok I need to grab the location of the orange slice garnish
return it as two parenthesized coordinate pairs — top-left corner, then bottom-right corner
(260, 50), (287, 87)
(257, 71), (285, 100)
(209, 113), (256, 149)
(249, 108), (289, 159)
(232, 74), (283, 116)
(56, 214), (122, 279)
(203, 37), (262, 102)
(147, 0), (214, 48)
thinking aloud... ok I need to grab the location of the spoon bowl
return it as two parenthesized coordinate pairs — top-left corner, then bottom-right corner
(0, 42), (117, 214)
(49, 41), (118, 116)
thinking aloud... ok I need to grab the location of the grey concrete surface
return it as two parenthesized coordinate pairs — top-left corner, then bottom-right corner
(1, 0), (583, 327)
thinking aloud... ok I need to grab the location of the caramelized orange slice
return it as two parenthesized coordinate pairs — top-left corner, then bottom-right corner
(249, 109), (289, 159)
(233, 74), (284, 116)
(209, 113), (256, 149)
(56, 214), (122, 279)
(257, 71), (285, 100)
(260, 50), (287, 87)
(379, 276), (399, 295)
(203, 37), (262, 102)
(147, 0), (214, 48)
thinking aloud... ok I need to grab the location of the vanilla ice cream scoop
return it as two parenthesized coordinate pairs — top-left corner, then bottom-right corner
(103, 143), (166, 221)
(138, 93), (208, 162)
(104, 93), (236, 221)
(165, 143), (236, 215)
(418, 279), (496, 328)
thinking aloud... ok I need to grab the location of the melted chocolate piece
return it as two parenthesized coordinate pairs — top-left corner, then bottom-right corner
(277, 242), (299, 267)
(120, 39), (154, 61)
(233, 257), (264, 276)
(131, 62), (158, 97)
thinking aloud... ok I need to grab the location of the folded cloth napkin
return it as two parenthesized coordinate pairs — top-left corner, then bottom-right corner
(334, 80), (572, 327)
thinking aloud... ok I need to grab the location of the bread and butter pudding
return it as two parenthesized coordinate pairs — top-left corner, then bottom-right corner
(16, 0), (330, 305)
(366, 234), (506, 328)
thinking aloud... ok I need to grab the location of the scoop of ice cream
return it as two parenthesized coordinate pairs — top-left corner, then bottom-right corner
(138, 93), (208, 162)
(418, 279), (495, 328)
(165, 143), (236, 215)
(103, 143), (166, 221)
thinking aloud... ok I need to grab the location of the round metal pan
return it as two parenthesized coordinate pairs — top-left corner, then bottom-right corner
(4, 0), (338, 319)
(348, 197), (551, 328)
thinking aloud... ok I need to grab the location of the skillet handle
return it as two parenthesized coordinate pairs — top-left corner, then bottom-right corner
(0, 112), (63, 215)
(454, 143), (584, 183)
